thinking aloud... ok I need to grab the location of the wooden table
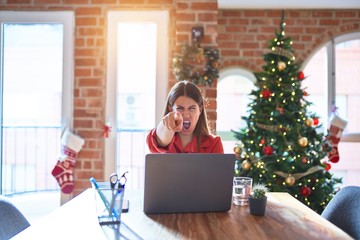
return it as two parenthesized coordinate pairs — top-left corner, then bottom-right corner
(13, 189), (353, 240)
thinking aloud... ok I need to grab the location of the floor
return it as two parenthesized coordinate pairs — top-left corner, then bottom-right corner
(8, 191), (61, 224)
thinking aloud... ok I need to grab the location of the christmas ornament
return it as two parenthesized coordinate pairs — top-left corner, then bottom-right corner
(298, 137), (308, 147)
(303, 90), (309, 96)
(260, 138), (266, 145)
(285, 175), (296, 186)
(261, 89), (272, 99)
(276, 106), (284, 114)
(103, 122), (112, 138)
(263, 145), (274, 155)
(305, 118), (314, 127)
(298, 71), (305, 80)
(301, 157), (307, 164)
(241, 160), (251, 170)
(324, 162), (331, 171)
(277, 61), (286, 71)
(300, 186), (311, 197)
(233, 146), (242, 154)
(327, 114), (348, 163)
(313, 118), (319, 126)
(51, 128), (85, 194)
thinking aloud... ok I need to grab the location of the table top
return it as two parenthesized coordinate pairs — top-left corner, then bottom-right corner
(13, 189), (353, 240)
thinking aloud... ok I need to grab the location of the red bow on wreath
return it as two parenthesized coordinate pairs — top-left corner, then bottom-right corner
(103, 122), (111, 138)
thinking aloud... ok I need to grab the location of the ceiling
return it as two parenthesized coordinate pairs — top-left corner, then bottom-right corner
(218, 0), (360, 9)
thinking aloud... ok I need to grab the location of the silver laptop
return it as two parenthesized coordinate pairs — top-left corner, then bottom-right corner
(143, 153), (236, 214)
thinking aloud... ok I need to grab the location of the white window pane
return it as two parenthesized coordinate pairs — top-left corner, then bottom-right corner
(116, 23), (156, 130)
(217, 75), (256, 132)
(3, 23), (63, 127)
(336, 39), (360, 133)
(303, 47), (327, 128)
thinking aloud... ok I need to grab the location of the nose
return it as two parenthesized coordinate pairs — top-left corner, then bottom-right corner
(182, 109), (190, 117)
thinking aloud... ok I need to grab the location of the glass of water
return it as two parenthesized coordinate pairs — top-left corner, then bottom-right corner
(233, 177), (253, 206)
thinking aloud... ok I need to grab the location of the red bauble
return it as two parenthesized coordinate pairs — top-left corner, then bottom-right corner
(263, 145), (274, 156)
(260, 138), (266, 145)
(261, 89), (271, 99)
(313, 118), (319, 126)
(300, 186), (311, 197)
(303, 91), (309, 96)
(298, 71), (305, 80)
(324, 162), (331, 171)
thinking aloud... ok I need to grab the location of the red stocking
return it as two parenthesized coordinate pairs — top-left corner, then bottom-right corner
(327, 115), (347, 163)
(52, 129), (84, 194)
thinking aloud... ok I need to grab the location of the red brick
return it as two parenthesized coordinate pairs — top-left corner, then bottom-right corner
(76, 7), (102, 15)
(148, 0), (172, 4)
(191, 2), (217, 11)
(76, 17), (98, 26)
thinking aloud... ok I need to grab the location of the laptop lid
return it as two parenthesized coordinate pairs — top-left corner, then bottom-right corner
(143, 153), (236, 214)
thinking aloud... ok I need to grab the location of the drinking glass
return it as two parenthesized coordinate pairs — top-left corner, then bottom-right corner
(233, 177), (253, 206)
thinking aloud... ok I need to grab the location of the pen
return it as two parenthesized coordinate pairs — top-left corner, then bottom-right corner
(89, 177), (110, 210)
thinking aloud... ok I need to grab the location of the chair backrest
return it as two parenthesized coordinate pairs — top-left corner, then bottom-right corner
(321, 186), (360, 239)
(0, 195), (30, 240)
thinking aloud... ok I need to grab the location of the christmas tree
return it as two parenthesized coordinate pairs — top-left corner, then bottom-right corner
(232, 12), (341, 214)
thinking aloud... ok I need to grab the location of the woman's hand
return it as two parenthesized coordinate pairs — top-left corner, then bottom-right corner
(162, 112), (183, 132)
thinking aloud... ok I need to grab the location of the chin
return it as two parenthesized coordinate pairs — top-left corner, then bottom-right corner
(181, 129), (194, 135)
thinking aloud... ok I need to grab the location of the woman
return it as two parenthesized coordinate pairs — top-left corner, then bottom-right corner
(146, 80), (224, 153)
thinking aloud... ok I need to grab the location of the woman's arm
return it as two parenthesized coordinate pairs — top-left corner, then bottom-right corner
(156, 112), (183, 147)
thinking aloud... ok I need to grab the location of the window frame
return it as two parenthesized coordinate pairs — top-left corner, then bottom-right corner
(0, 11), (75, 194)
(303, 32), (360, 142)
(105, 11), (169, 177)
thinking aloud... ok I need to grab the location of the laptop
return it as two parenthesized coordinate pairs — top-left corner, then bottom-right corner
(143, 153), (236, 214)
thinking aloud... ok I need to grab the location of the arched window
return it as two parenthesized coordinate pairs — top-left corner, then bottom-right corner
(217, 68), (256, 153)
(303, 32), (360, 186)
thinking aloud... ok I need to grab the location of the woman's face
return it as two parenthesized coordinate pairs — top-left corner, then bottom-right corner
(170, 96), (202, 135)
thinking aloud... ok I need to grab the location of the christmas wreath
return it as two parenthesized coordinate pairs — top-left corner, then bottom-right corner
(172, 43), (220, 87)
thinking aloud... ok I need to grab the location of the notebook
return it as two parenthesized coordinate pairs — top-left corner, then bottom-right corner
(143, 153), (236, 214)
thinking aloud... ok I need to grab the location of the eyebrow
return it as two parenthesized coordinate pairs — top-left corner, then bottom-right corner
(174, 104), (197, 108)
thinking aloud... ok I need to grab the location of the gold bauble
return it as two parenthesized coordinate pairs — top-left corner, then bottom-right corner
(277, 61), (286, 71)
(233, 146), (242, 154)
(298, 137), (308, 147)
(241, 160), (251, 171)
(285, 175), (296, 186)
(305, 118), (314, 127)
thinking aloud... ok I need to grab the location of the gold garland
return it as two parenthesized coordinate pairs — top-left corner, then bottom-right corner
(256, 122), (290, 132)
(274, 166), (324, 181)
(270, 47), (295, 60)
(172, 43), (220, 87)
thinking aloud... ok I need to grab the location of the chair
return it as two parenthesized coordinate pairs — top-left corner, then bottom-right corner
(321, 186), (360, 239)
(0, 195), (30, 240)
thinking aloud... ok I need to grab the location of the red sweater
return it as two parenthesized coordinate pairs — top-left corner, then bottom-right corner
(146, 128), (224, 153)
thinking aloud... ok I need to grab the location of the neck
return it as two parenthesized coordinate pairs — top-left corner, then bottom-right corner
(179, 133), (193, 148)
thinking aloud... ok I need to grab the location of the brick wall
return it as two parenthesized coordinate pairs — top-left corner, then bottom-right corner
(1, 2), (359, 196)
(218, 10), (360, 71)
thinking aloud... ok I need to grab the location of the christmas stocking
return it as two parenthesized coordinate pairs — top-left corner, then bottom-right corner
(327, 115), (347, 163)
(52, 129), (85, 194)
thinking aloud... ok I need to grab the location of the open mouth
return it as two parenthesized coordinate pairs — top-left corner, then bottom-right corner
(183, 121), (191, 130)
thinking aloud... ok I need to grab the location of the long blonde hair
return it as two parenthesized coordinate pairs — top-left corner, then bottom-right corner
(164, 81), (210, 150)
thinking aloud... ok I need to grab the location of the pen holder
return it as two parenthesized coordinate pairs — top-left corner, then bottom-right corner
(92, 182), (125, 225)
